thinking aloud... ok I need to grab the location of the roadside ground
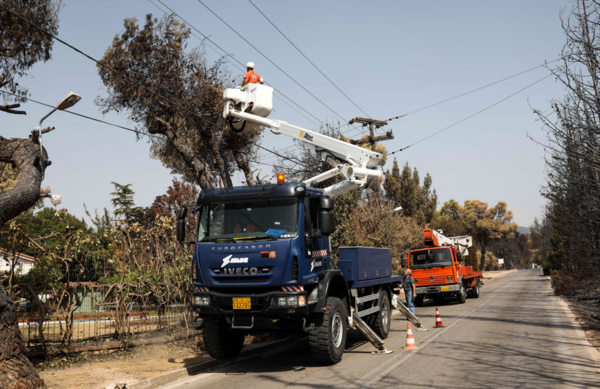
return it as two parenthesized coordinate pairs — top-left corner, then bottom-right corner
(482, 268), (518, 280)
(38, 334), (281, 389)
(40, 268), (587, 389)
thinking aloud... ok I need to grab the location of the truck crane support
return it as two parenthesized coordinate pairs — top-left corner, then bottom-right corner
(175, 84), (407, 364)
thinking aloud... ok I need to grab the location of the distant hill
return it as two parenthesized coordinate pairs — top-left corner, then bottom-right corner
(517, 226), (530, 234)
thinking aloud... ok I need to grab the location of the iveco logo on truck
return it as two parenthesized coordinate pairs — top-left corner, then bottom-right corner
(223, 267), (259, 275)
(221, 255), (249, 268)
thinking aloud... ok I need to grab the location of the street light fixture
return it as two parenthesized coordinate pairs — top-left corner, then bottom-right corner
(36, 92), (81, 206)
(36, 91), (81, 155)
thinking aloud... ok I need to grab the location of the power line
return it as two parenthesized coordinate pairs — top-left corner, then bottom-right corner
(2, 89), (308, 172)
(0, 89), (215, 152)
(385, 58), (562, 122)
(150, 0), (323, 127)
(259, 60), (564, 163)
(248, 0), (370, 118)
(0, 4), (309, 169)
(196, 0), (347, 122)
(386, 72), (555, 156)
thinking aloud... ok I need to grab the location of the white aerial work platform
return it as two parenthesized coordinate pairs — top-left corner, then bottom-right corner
(222, 84), (384, 197)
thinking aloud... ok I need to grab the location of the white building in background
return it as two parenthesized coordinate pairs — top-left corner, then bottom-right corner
(0, 248), (36, 275)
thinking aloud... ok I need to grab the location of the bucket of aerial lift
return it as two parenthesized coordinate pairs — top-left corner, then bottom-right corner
(223, 84), (273, 133)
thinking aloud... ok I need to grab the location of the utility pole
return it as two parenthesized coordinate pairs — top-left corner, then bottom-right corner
(348, 117), (394, 147)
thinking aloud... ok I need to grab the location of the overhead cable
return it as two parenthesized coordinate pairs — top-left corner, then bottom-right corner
(151, 0), (323, 127)
(0, 4), (308, 169)
(386, 58), (562, 122)
(196, 0), (347, 122)
(386, 72), (555, 155)
(248, 0), (370, 118)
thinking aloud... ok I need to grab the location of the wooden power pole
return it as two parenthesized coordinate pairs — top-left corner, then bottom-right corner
(348, 117), (394, 147)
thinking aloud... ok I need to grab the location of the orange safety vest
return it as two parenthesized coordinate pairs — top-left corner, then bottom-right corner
(244, 70), (262, 84)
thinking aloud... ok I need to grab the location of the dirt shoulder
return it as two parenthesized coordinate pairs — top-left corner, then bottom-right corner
(561, 295), (600, 353)
(482, 269), (518, 280)
(38, 335), (278, 389)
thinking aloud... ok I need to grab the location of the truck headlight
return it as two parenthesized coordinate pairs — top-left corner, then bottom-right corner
(287, 296), (297, 307)
(194, 296), (211, 307)
(277, 297), (287, 307)
(447, 276), (454, 282)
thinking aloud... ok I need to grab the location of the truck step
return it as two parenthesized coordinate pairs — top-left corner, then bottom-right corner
(358, 305), (380, 317)
(357, 292), (379, 304)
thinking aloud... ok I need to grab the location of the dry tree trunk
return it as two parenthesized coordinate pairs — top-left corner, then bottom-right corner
(0, 285), (45, 388)
(0, 129), (52, 228)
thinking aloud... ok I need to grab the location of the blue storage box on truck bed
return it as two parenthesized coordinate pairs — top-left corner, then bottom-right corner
(338, 247), (392, 282)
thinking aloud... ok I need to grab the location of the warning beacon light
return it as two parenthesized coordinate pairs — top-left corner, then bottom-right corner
(277, 173), (285, 183)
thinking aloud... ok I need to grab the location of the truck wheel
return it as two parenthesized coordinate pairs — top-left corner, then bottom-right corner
(309, 297), (347, 364)
(456, 283), (467, 304)
(202, 315), (245, 359)
(414, 295), (424, 307)
(471, 284), (480, 298)
(372, 291), (391, 339)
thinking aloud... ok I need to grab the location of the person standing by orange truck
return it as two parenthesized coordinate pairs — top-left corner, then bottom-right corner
(241, 62), (264, 86)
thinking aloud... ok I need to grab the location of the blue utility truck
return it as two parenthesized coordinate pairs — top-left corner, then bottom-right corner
(175, 84), (405, 364)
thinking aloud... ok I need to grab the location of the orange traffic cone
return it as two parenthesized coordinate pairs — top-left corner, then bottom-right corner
(404, 322), (419, 350)
(435, 308), (444, 328)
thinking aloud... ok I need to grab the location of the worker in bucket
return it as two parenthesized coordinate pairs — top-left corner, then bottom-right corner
(241, 62), (264, 86)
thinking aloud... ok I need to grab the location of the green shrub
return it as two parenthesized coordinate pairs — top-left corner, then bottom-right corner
(542, 258), (554, 276)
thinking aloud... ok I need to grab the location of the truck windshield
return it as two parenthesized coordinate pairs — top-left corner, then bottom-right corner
(410, 248), (453, 269)
(197, 198), (298, 241)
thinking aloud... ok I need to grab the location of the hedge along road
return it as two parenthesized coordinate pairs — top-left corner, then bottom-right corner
(158, 269), (600, 389)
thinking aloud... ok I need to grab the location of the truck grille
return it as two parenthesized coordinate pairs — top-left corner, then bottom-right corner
(215, 276), (270, 284)
(416, 275), (448, 285)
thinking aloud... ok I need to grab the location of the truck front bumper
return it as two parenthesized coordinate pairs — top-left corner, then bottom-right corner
(192, 290), (311, 316)
(416, 283), (460, 295)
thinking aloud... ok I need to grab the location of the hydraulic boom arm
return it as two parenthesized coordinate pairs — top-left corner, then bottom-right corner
(223, 85), (383, 197)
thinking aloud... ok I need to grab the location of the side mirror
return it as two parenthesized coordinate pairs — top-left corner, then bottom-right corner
(320, 211), (335, 236)
(176, 207), (188, 242)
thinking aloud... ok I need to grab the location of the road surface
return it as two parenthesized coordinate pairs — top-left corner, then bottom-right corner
(159, 269), (600, 388)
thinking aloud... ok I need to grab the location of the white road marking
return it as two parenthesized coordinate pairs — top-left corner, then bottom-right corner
(360, 275), (519, 387)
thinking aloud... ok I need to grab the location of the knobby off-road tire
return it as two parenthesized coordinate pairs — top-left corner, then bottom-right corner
(202, 315), (245, 359)
(471, 283), (480, 298)
(372, 290), (391, 339)
(414, 295), (424, 307)
(308, 297), (347, 364)
(456, 283), (467, 304)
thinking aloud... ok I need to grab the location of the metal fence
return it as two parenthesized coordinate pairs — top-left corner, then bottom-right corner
(16, 290), (195, 354)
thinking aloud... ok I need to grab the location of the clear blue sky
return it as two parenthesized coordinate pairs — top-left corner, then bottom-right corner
(1, 0), (570, 227)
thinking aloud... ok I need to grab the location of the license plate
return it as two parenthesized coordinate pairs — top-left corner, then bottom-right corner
(440, 286), (449, 292)
(233, 297), (251, 310)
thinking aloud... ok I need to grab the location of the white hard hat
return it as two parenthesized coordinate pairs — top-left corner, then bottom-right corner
(247, 62), (255, 68)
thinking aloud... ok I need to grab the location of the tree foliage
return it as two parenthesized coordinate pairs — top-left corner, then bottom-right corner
(97, 14), (263, 189)
(532, 0), (600, 294)
(110, 182), (142, 222)
(333, 195), (422, 274)
(383, 160), (437, 226)
(463, 239), (480, 271)
(0, 0), (61, 115)
(462, 200), (518, 271)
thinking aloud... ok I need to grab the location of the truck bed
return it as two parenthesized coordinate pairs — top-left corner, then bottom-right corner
(346, 275), (403, 289)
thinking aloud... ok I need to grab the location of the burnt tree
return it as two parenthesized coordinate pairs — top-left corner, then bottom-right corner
(0, 0), (61, 115)
(0, 129), (52, 229)
(0, 284), (45, 388)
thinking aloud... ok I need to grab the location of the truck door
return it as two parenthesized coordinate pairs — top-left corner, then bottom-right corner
(304, 197), (327, 273)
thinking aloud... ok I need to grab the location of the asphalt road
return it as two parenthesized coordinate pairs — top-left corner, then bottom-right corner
(159, 269), (600, 388)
